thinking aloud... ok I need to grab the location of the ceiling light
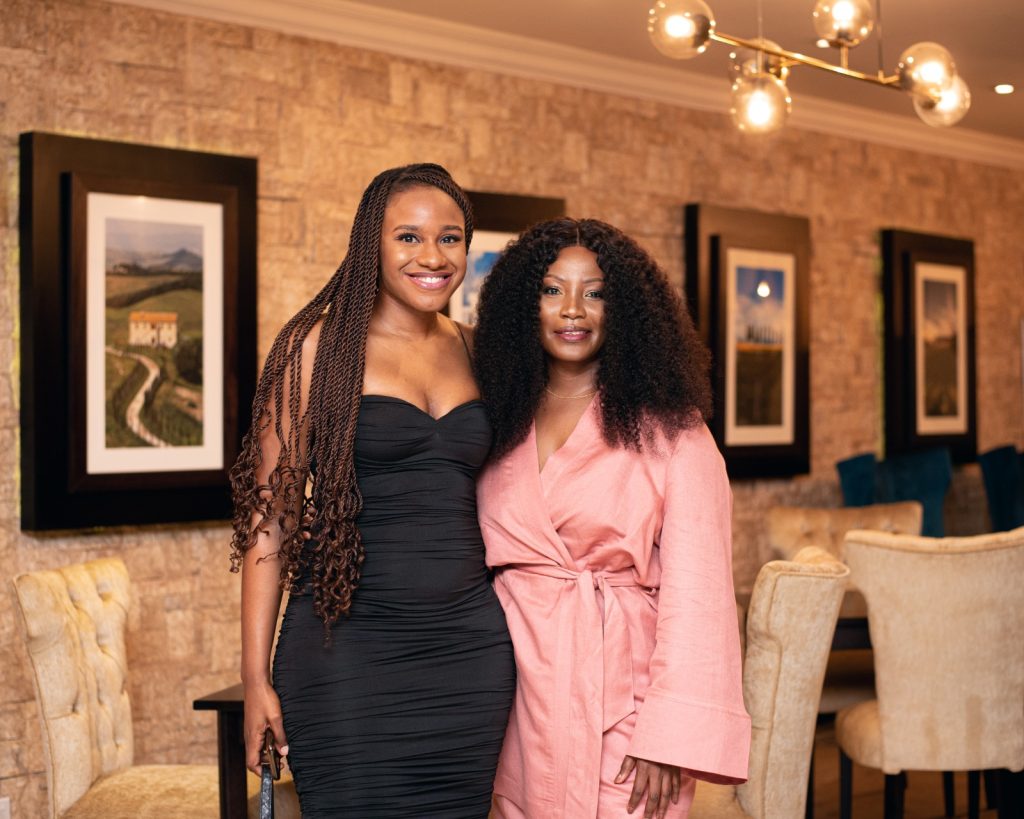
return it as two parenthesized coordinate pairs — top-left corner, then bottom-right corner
(994, 83), (1015, 95)
(646, 0), (970, 131)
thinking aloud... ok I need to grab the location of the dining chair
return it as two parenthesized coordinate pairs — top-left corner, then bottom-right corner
(688, 547), (849, 819)
(978, 445), (1024, 532)
(13, 557), (298, 818)
(836, 526), (1024, 819)
(767, 501), (922, 711)
(835, 448), (952, 537)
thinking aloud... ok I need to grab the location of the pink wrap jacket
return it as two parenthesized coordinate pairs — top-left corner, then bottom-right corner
(478, 401), (751, 818)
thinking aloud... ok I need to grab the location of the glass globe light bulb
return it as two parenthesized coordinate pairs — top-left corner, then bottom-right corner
(730, 72), (791, 134)
(647, 0), (716, 60)
(812, 0), (875, 48)
(897, 42), (956, 97)
(728, 38), (788, 82)
(913, 75), (971, 127)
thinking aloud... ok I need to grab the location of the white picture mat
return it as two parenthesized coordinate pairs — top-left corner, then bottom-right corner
(86, 192), (225, 473)
(449, 230), (514, 325)
(725, 248), (795, 446)
(915, 261), (967, 435)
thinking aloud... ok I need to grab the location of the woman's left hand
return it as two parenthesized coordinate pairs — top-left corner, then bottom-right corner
(616, 755), (682, 818)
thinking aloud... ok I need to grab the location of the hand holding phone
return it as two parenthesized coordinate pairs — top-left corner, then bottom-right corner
(261, 731), (281, 781)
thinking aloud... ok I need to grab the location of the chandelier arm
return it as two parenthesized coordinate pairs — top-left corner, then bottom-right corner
(709, 30), (900, 87)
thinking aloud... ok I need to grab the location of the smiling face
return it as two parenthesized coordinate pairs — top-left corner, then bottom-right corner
(377, 185), (467, 314)
(539, 245), (606, 368)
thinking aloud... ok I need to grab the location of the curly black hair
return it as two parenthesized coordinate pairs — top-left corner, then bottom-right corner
(473, 217), (712, 457)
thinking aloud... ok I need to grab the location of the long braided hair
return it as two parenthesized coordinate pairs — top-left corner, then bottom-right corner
(229, 163), (475, 628)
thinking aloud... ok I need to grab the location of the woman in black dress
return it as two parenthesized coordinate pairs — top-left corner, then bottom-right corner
(230, 164), (515, 817)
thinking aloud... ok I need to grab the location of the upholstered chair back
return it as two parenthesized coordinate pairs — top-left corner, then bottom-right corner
(14, 559), (134, 818)
(842, 526), (1024, 774)
(735, 547), (849, 818)
(767, 502), (922, 563)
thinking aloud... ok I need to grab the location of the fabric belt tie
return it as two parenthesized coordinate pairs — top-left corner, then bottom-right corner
(517, 564), (640, 731)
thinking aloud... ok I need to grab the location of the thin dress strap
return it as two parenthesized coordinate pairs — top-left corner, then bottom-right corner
(454, 321), (472, 363)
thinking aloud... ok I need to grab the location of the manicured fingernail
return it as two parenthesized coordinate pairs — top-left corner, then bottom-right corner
(280, 745), (289, 755)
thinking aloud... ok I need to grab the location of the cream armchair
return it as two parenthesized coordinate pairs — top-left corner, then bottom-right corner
(689, 547), (849, 818)
(767, 501), (922, 712)
(836, 526), (1024, 818)
(13, 557), (297, 819)
(767, 502), (922, 564)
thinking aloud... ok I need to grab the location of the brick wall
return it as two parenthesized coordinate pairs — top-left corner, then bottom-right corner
(1, 1), (1022, 815)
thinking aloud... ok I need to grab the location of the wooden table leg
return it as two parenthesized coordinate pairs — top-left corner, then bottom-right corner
(217, 710), (248, 819)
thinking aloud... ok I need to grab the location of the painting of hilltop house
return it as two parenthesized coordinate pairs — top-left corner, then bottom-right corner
(85, 191), (225, 476)
(724, 248), (795, 448)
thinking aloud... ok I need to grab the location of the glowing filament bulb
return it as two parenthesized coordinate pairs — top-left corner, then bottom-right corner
(833, 1), (855, 24)
(665, 14), (696, 38)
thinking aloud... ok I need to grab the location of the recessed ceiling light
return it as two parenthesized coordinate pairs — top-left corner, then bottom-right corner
(815, 38), (830, 48)
(994, 83), (1015, 95)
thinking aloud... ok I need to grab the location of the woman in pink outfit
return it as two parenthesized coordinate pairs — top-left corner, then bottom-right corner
(473, 218), (751, 819)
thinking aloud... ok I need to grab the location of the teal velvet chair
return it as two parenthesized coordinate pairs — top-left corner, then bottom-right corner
(978, 446), (1024, 532)
(836, 448), (952, 537)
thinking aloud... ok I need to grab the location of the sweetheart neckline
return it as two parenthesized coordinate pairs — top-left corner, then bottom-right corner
(360, 394), (485, 423)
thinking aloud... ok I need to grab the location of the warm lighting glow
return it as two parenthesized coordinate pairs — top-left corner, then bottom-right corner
(665, 14), (696, 39)
(731, 73), (791, 134)
(914, 75), (971, 126)
(756, 281), (772, 298)
(647, 0), (716, 60)
(898, 42), (956, 97)
(833, 1), (855, 24)
(994, 83), (1015, 95)
(644, 3), (970, 135)
(812, 0), (874, 47)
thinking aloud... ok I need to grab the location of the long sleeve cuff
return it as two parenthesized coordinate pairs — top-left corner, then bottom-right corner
(628, 691), (752, 784)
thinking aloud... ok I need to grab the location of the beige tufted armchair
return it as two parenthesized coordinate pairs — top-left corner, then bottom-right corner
(836, 526), (1024, 818)
(13, 557), (297, 819)
(688, 547), (850, 819)
(767, 502), (923, 565)
(767, 501), (923, 709)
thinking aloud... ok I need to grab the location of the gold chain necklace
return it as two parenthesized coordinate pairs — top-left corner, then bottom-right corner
(544, 385), (597, 400)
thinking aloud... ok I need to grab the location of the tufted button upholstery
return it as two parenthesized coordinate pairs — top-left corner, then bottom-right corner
(767, 501), (923, 565)
(15, 560), (214, 817)
(690, 548), (849, 818)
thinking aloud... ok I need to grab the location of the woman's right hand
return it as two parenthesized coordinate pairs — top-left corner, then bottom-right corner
(244, 679), (289, 774)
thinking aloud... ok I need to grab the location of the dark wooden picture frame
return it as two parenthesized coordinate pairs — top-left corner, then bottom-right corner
(685, 204), (811, 478)
(882, 229), (976, 463)
(19, 132), (257, 530)
(447, 191), (565, 325)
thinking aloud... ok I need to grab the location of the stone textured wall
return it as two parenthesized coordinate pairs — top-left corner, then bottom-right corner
(1, 1), (1022, 815)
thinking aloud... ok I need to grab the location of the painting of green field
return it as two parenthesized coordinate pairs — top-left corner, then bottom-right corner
(103, 217), (204, 448)
(922, 279), (958, 418)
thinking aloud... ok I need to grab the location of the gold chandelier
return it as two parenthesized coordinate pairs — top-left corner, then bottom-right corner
(646, 0), (970, 134)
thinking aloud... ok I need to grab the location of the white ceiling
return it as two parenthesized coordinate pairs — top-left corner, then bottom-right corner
(350, 0), (1022, 141)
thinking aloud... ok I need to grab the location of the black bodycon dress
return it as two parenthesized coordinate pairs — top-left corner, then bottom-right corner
(273, 395), (515, 818)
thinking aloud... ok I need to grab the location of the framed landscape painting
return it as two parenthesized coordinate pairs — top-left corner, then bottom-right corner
(685, 204), (810, 478)
(19, 133), (257, 530)
(882, 229), (976, 463)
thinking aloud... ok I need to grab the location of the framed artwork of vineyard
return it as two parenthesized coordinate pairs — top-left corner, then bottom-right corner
(19, 132), (256, 530)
